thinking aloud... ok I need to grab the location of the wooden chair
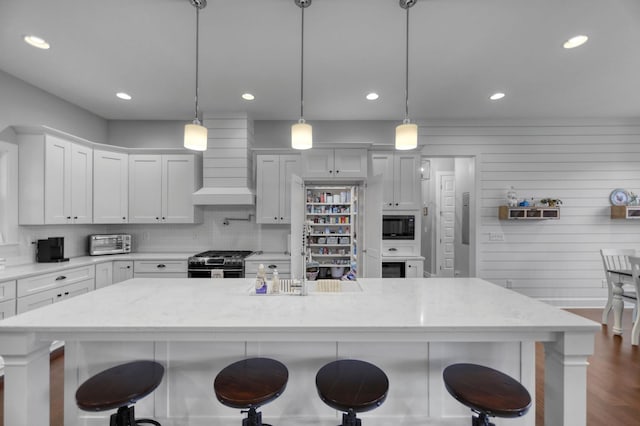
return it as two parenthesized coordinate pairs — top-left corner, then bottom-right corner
(626, 256), (640, 345)
(600, 249), (637, 334)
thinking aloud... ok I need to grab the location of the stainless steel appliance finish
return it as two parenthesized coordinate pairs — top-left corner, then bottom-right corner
(188, 250), (253, 278)
(89, 234), (132, 255)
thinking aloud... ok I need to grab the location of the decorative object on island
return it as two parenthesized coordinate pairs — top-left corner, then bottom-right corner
(395, 0), (418, 150)
(291, 0), (313, 150)
(540, 198), (563, 207)
(183, 0), (208, 151)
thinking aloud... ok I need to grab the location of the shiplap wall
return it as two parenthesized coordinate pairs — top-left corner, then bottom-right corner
(421, 122), (640, 307)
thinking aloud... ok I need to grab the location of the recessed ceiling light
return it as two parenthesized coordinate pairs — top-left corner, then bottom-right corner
(563, 35), (588, 49)
(116, 92), (132, 100)
(242, 93), (255, 101)
(366, 92), (379, 101)
(489, 92), (505, 101)
(23, 35), (50, 50)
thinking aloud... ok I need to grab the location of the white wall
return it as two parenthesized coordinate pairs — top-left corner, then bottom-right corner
(108, 120), (184, 148)
(421, 121), (640, 307)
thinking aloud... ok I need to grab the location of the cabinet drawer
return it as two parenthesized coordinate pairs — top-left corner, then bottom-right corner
(0, 280), (16, 302)
(17, 266), (95, 298)
(0, 299), (16, 320)
(17, 279), (94, 314)
(382, 244), (419, 256)
(134, 260), (187, 274)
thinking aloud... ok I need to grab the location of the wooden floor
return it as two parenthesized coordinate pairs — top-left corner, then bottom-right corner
(0, 309), (638, 426)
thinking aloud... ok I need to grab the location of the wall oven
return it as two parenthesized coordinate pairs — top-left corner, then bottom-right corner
(382, 261), (405, 278)
(382, 215), (416, 240)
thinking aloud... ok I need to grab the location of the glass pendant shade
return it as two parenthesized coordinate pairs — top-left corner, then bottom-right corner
(291, 121), (312, 150)
(184, 121), (208, 151)
(395, 122), (418, 150)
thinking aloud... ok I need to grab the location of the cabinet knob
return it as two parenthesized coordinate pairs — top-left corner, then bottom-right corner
(336, 170), (340, 174)
(274, 217), (278, 220)
(126, 266), (131, 269)
(74, 216), (78, 219)
(389, 248), (397, 252)
(408, 265), (413, 268)
(388, 203), (393, 206)
(329, 170), (333, 174)
(162, 217), (166, 220)
(64, 291), (69, 296)
(156, 217), (160, 220)
(122, 217), (126, 220)
(67, 216), (71, 219)
(57, 294), (62, 298)
(280, 217), (283, 220)
(395, 203), (399, 206)
(157, 264), (166, 268)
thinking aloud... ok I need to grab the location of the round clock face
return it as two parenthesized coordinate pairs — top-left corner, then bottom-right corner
(610, 189), (630, 206)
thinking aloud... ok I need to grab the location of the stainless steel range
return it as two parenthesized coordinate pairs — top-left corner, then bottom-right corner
(187, 250), (254, 278)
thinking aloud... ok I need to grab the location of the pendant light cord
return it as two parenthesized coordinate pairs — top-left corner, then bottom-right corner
(404, 5), (410, 122)
(300, 5), (305, 121)
(194, 5), (201, 123)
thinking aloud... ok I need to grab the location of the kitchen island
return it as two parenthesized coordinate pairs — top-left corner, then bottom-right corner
(0, 277), (597, 426)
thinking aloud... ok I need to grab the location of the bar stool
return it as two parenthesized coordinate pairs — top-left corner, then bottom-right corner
(315, 359), (389, 426)
(443, 363), (531, 426)
(214, 357), (289, 426)
(75, 360), (164, 426)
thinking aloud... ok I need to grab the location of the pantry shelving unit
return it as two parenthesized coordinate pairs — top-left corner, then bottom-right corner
(305, 186), (358, 279)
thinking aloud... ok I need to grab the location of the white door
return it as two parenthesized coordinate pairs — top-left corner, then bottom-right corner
(256, 155), (281, 224)
(437, 172), (455, 277)
(129, 155), (162, 223)
(290, 174), (305, 279)
(363, 176), (383, 277)
(93, 150), (129, 223)
(70, 143), (93, 224)
(162, 155), (195, 223)
(44, 136), (70, 224)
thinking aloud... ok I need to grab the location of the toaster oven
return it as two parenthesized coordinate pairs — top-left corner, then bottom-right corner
(89, 234), (132, 255)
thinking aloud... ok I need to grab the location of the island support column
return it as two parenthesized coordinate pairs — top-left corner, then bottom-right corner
(0, 334), (51, 426)
(543, 331), (594, 426)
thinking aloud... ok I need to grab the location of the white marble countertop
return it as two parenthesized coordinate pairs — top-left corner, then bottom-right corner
(0, 252), (193, 281)
(0, 277), (598, 337)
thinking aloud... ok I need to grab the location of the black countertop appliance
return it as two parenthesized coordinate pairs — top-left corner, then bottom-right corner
(36, 237), (69, 263)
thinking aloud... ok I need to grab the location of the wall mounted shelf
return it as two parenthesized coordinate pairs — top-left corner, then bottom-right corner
(610, 205), (640, 219)
(498, 206), (560, 220)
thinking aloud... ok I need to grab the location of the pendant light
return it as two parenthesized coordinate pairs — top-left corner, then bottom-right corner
(184, 0), (208, 151)
(291, 0), (312, 150)
(395, 0), (417, 150)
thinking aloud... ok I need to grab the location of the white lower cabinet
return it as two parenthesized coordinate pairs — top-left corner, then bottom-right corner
(405, 260), (424, 278)
(95, 262), (113, 289)
(16, 266), (95, 314)
(133, 260), (187, 278)
(0, 280), (17, 320)
(113, 261), (134, 283)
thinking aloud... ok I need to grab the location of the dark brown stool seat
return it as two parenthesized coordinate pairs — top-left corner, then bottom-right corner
(443, 363), (531, 426)
(214, 357), (288, 426)
(315, 359), (389, 426)
(75, 360), (164, 426)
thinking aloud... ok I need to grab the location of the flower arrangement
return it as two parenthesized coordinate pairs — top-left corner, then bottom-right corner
(540, 198), (563, 207)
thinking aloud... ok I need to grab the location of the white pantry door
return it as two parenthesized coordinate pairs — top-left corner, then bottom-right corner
(290, 174), (305, 279)
(437, 172), (455, 277)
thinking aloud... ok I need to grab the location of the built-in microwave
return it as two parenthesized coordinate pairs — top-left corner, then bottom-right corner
(382, 215), (416, 240)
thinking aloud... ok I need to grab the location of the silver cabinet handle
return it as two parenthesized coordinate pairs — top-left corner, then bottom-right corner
(55, 275), (66, 281)
(389, 248), (397, 252)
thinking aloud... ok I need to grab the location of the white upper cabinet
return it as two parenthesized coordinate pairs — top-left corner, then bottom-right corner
(369, 151), (421, 210)
(93, 149), (129, 224)
(19, 132), (93, 225)
(256, 154), (300, 224)
(301, 148), (367, 179)
(129, 154), (200, 224)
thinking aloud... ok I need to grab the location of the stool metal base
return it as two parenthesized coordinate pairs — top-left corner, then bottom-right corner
(109, 405), (161, 426)
(337, 409), (361, 426)
(472, 412), (494, 426)
(240, 407), (271, 426)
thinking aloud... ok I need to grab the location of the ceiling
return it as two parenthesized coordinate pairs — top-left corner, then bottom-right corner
(1, 0), (639, 122)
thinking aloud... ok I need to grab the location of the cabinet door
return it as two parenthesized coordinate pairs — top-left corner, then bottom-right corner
(0, 299), (16, 320)
(113, 261), (134, 283)
(95, 262), (113, 289)
(369, 152), (395, 208)
(301, 149), (334, 178)
(393, 153), (420, 210)
(256, 155), (281, 224)
(162, 155), (196, 223)
(44, 135), (71, 224)
(279, 155), (301, 223)
(405, 260), (423, 278)
(70, 143), (93, 223)
(333, 149), (367, 179)
(17, 279), (94, 314)
(94, 149), (129, 223)
(129, 155), (162, 223)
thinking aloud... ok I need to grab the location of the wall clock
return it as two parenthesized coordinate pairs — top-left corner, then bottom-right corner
(610, 188), (630, 206)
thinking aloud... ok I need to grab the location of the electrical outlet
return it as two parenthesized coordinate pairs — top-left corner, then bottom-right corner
(506, 279), (513, 289)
